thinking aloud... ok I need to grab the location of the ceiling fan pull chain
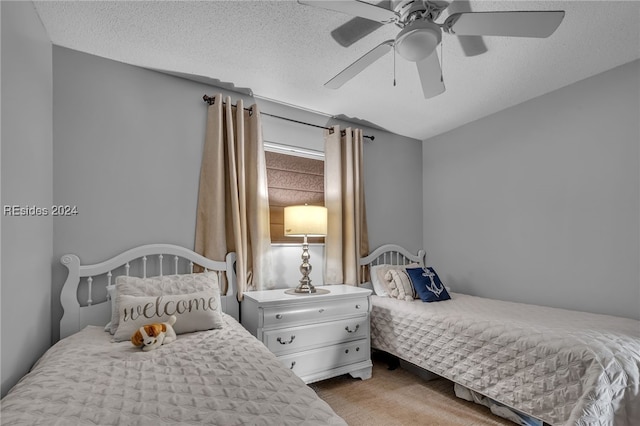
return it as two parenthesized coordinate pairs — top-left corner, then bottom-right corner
(440, 38), (444, 83)
(393, 46), (397, 87)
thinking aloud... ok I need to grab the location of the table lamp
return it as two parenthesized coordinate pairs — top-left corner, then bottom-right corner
(284, 205), (327, 293)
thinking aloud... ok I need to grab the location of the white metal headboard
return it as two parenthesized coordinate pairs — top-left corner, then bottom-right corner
(359, 244), (426, 284)
(60, 244), (238, 339)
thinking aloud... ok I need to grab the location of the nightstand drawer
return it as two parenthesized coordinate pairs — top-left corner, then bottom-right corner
(262, 296), (369, 327)
(278, 339), (369, 378)
(263, 317), (369, 355)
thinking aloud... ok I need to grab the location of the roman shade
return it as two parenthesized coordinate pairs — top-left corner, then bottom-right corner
(265, 151), (324, 243)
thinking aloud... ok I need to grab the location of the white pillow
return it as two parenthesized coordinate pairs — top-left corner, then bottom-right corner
(370, 263), (421, 296)
(370, 265), (391, 296)
(109, 271), (220, 335)
(113, 289), (223, 342)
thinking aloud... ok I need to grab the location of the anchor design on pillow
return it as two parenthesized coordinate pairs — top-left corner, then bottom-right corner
(421, 268), (444, 297)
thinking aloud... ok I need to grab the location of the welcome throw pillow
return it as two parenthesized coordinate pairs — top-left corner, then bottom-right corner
(405, 267), (451, 303)
(110, 271), (220, 334)
(113, 289), (223, 342)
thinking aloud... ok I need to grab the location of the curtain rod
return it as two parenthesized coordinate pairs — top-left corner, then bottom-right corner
(202, 95), (374, 141)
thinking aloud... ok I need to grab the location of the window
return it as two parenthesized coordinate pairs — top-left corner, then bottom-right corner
(265, 150), (324, 244)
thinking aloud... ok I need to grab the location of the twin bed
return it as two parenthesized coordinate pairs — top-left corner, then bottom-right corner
(1, 244), (346, 425)
(2, 243), (639, 425)
(360, 244), (640, 426)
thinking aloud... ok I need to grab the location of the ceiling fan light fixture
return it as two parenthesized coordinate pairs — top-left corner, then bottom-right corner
(395, 20), (441, 62)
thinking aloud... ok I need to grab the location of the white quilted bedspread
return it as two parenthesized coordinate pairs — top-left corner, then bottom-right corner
(1, 314), (346, 426)
(370, 294), (640, 426)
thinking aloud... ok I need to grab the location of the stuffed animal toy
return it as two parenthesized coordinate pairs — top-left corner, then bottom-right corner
(131, 315), (177, 351)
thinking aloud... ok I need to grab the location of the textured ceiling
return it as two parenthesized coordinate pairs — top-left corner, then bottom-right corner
(33, 1), (640, 140)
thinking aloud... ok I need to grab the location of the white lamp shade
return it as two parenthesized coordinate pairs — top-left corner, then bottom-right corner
(284, 205), (327, 237)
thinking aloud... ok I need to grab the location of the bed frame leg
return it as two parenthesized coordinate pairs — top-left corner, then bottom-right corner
(374, 350), (400, 370)
(387, 355), (400, 370)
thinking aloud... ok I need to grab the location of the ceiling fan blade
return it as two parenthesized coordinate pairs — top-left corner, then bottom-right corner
(445, 11), (565, 38)
(457, 35), (488, 56)
(325, 40), (394, 89)
(416, 52), (445, 99)
(298, 0), (398, 23)
(445, 1), (487, 57)
(330, 1), (390, 47)
(332, 18), (384, 47)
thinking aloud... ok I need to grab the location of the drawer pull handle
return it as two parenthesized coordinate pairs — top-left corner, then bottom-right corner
(318, 308), (325, 313)
(290, 361), (296, 369)
(345, 349), (349, 354)
(275, 314), (283, 319)
(355, 304), (361, 309)
(356, 347), (360, 352)
(345, 324), (360, 333)
(277, 335), (296, 345)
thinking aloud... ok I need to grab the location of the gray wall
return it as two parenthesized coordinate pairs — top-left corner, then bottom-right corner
(51, 47), (246, 342)
(422, 59), (640, 320)
(1, 1), (53, 397)
(52, 47), (423, 339)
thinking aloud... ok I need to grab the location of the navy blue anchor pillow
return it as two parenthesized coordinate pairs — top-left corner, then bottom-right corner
(405, 267), (451, 302)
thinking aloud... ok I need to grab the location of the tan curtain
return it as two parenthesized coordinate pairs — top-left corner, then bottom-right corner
(324, 126), (369, 285)
(195, 94), (272, 299)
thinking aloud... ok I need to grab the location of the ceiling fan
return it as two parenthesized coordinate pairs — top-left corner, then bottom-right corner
(298, 0), (565, 98)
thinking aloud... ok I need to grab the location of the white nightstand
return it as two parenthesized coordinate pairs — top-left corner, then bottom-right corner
(241, 285), (372, 384)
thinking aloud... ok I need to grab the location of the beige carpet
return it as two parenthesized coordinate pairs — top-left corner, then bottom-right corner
(311, 355), (513, 426)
